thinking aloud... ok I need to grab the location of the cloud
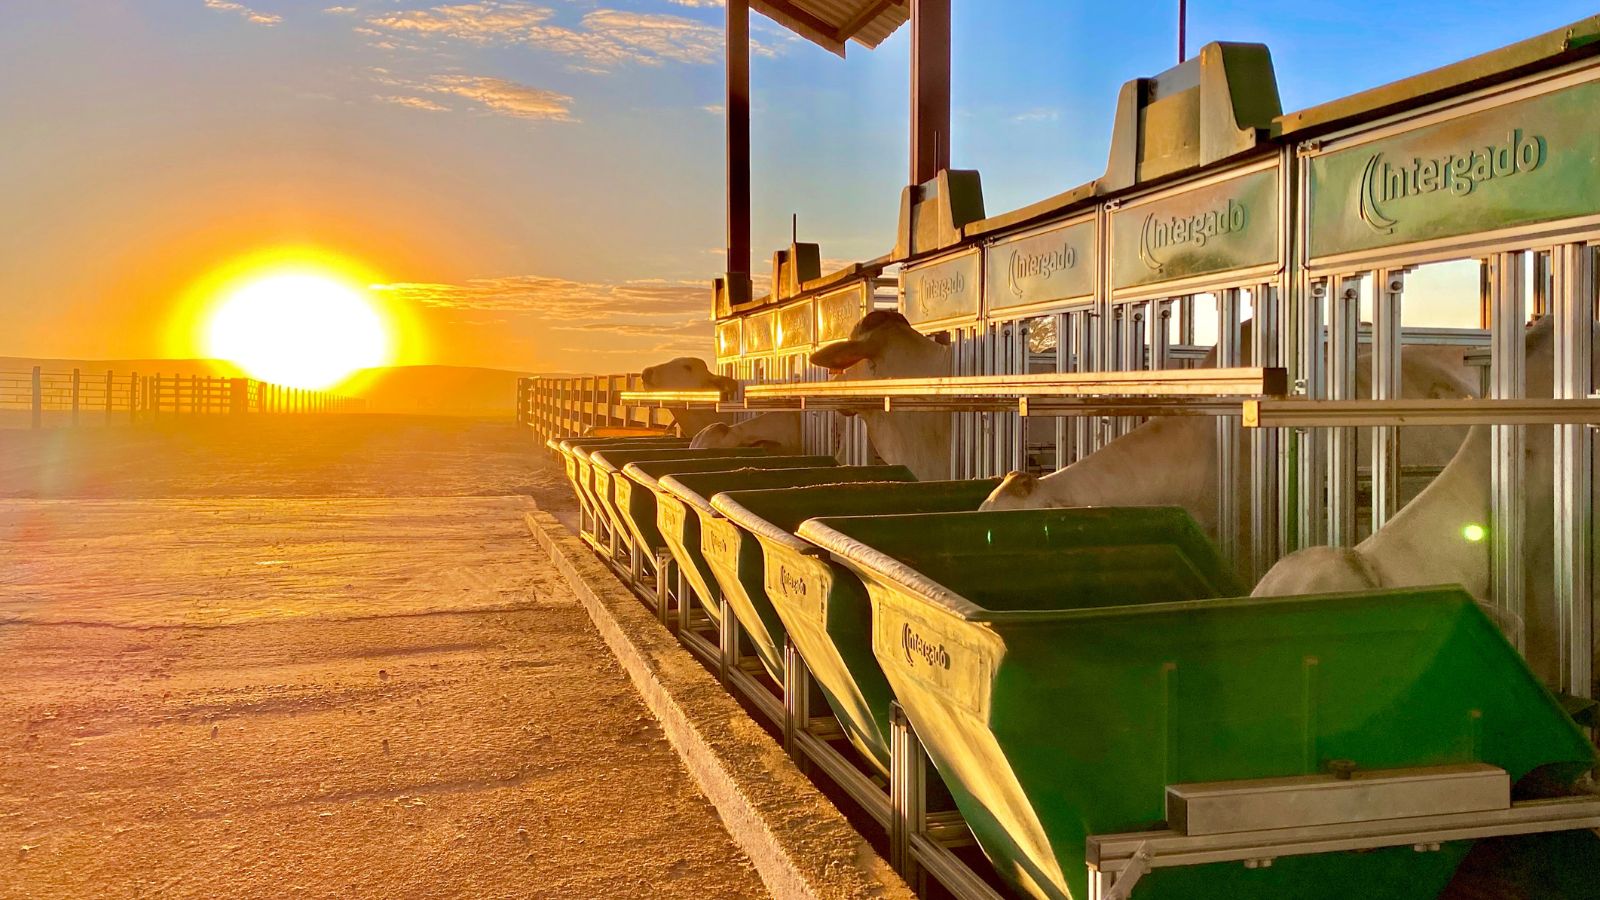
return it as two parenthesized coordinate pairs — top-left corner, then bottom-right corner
(323, 5), (358, 13)
(359, 2), (762, 70)
(373, 275), (706, 317)
(1011, 107), (1061, 123)
(371, 70), (574, 120)
(374, 274), (713, 358)
(204, 0), (282, 25)
(378, 94), (450, 111)
(666, 0), (723, 7)
(429, 75), (573, 120)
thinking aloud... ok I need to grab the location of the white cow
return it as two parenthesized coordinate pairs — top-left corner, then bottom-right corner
(982, 330), (1480, 547)
(810, 311), (953, 481)
(1254, 317), (1598, 683)
(690, 414), (805, 454)
(639, 357), (738, 438)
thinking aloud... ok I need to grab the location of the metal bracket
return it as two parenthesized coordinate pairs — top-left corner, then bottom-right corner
(1104, 842), (1152, 900)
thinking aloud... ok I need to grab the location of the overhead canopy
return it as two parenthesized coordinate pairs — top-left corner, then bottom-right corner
(752, 0), (909, 56)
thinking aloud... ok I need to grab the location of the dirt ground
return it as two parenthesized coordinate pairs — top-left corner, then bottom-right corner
(0, 416), (767, 899)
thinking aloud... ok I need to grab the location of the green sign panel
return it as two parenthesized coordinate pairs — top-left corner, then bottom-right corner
(1109, 167), (1279, 293)
(816, 283), (867, 344)
(777, 300), (814, 350)
(986, 218), (1097, 313)
(1308, 78), (1600, 260)
(902, 249), (981, 327)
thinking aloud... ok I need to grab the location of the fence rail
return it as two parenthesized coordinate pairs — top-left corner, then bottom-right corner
(1, 367), (364, 428)
(516, 374), (677, 443)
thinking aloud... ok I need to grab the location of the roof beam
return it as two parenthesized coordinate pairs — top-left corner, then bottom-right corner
(837, 0), (903, 42)
(752, 0), (846, 56)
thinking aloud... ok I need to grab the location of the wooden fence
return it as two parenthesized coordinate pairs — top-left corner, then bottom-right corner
(1, 367), (364, 428)
(516, 374), (676, 444)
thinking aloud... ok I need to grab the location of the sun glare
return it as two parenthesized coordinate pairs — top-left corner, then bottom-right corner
(203, 271), (392, 390)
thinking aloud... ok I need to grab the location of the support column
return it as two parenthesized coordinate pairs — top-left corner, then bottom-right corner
(726, 0), (752, 300)
(910, 0), (951, 184)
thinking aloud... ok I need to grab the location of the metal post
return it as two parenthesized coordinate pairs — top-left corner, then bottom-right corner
(910, 0), (951, 184)
(1371, 270), (1406, 531)
(30, 366), (42, 429)
(1215, 289), (1243, 565)
(129, 372), (138, 422)
(1250, 283), (1282, 579)
(70, 368), (80, 426)
(1551, 243), (1592, 697)
(889, 702), (925, 888)
(1488, 252), (1527, 653)
(1327, 277), (1361, 546)
(725, 0), (752, 299)
(104, 370), (113, 422)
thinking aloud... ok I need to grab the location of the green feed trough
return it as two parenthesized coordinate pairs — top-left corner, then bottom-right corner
(714, 478), (1000, 776)
(589, 447), (767, 556)
(615, 455), (837, 588)
(661, 465), (917, 682)
(559, 437), (688, 532)
(799, 506), (1596, 900)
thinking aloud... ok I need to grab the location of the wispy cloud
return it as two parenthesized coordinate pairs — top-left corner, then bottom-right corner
(323, 5), (358, 13)
(204, 0), (282, 26)
(371, 69), (574, 121)
(1011, 107), (1061, 123)
(374, 274), (713, 357)
(429, 75), (573, 120)
(378, 94), (449, 111)
(358, 2), (762, 70)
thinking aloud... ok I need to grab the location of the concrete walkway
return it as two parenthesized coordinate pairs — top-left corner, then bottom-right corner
(0, 493), (768, 899)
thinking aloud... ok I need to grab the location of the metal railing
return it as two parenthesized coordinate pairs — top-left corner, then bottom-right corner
(1, 366), (364, 428)
(517, 373), (678, 443)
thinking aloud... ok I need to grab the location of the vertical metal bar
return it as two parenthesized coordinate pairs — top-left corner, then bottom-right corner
(30, 366), (41, 429)
(1551, 243), (1592, 697)
(725, 0), (751, 296)
(1215, 290), (1243, 566)
(1488, 251), (1527, 653)
(909, 0), (951, 184)
(1371, 270), (1406, 531)
(1012, 319), (1028, 472)
(889, 702), (924, 886)
(1249, 283), (1281, 580)
(1326, 277), (1361, 547)
(70, 368), (80, 426)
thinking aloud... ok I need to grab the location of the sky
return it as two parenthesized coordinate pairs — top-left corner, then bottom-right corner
(1, 0), (1594, 374)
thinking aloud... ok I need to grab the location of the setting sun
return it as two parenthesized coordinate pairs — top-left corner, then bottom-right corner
(203, 270), (392, 390)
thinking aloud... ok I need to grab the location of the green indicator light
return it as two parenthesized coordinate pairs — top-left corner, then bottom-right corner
(1462, 523), (1487, 543)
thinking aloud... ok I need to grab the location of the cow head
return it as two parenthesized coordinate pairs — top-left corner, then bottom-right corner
(809, 311), (943, 379)
(980, 471), (1042, 511)
(640, 357), (738, 394)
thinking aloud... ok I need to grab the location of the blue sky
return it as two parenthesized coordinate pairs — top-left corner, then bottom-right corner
(1, 1), (1593, 371)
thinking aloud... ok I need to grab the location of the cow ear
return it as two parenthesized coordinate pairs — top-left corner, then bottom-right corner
(811, 340), (868, 372)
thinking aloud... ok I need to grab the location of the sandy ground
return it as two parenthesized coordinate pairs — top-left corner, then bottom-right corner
(0, 417), (767, 899)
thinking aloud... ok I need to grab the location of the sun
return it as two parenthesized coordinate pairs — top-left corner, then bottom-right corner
(203, 270), (392, 390)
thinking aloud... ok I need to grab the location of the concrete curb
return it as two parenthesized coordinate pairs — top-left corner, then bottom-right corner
(524, 504), (914, 900)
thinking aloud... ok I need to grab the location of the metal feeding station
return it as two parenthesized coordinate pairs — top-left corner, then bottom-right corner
(518, 6), (1600, 899)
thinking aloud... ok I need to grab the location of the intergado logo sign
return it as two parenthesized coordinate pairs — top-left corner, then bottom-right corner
(900, 622), (952, 669)
(903, 251), (980, 326)
(1357, 129), (1548, 234)
(1138, 199), (1248, 273)
(1008, 242), (1076, 296)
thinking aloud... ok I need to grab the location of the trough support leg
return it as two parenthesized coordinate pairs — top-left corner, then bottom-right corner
(889, 702), (926, 893)
(675, 566), (693, 637)
(654, 551), (674, 627)
(718, 598), (741, 687)
(781, 639), (812, 773)
(629, 543), (642, 588)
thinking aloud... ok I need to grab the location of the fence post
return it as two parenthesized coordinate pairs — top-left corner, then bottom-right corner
(71, 368), (81, 426)
(30, 366), (42, 429)
(129, 372), (138, 423)
(104, 370), (113, 422)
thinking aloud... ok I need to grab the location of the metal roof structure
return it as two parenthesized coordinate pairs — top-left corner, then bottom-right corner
(752, 0), (909, 56)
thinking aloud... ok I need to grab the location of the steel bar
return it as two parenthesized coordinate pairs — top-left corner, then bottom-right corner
(1087, 794), (1600, 874)
(1327, 277), (1361, 547)
(745, 366), (1289, 400)
(1371, 269), (1406, 530)
(1551, 242), (1594, 698)
(1489, 251), (1528, 650)
(617, 389), (726, 405)
(1245, 398), (1600, 427)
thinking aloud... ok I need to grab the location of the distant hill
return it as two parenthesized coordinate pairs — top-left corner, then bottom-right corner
(343, 365), (531, 416)
(0, 357), (532, 417)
